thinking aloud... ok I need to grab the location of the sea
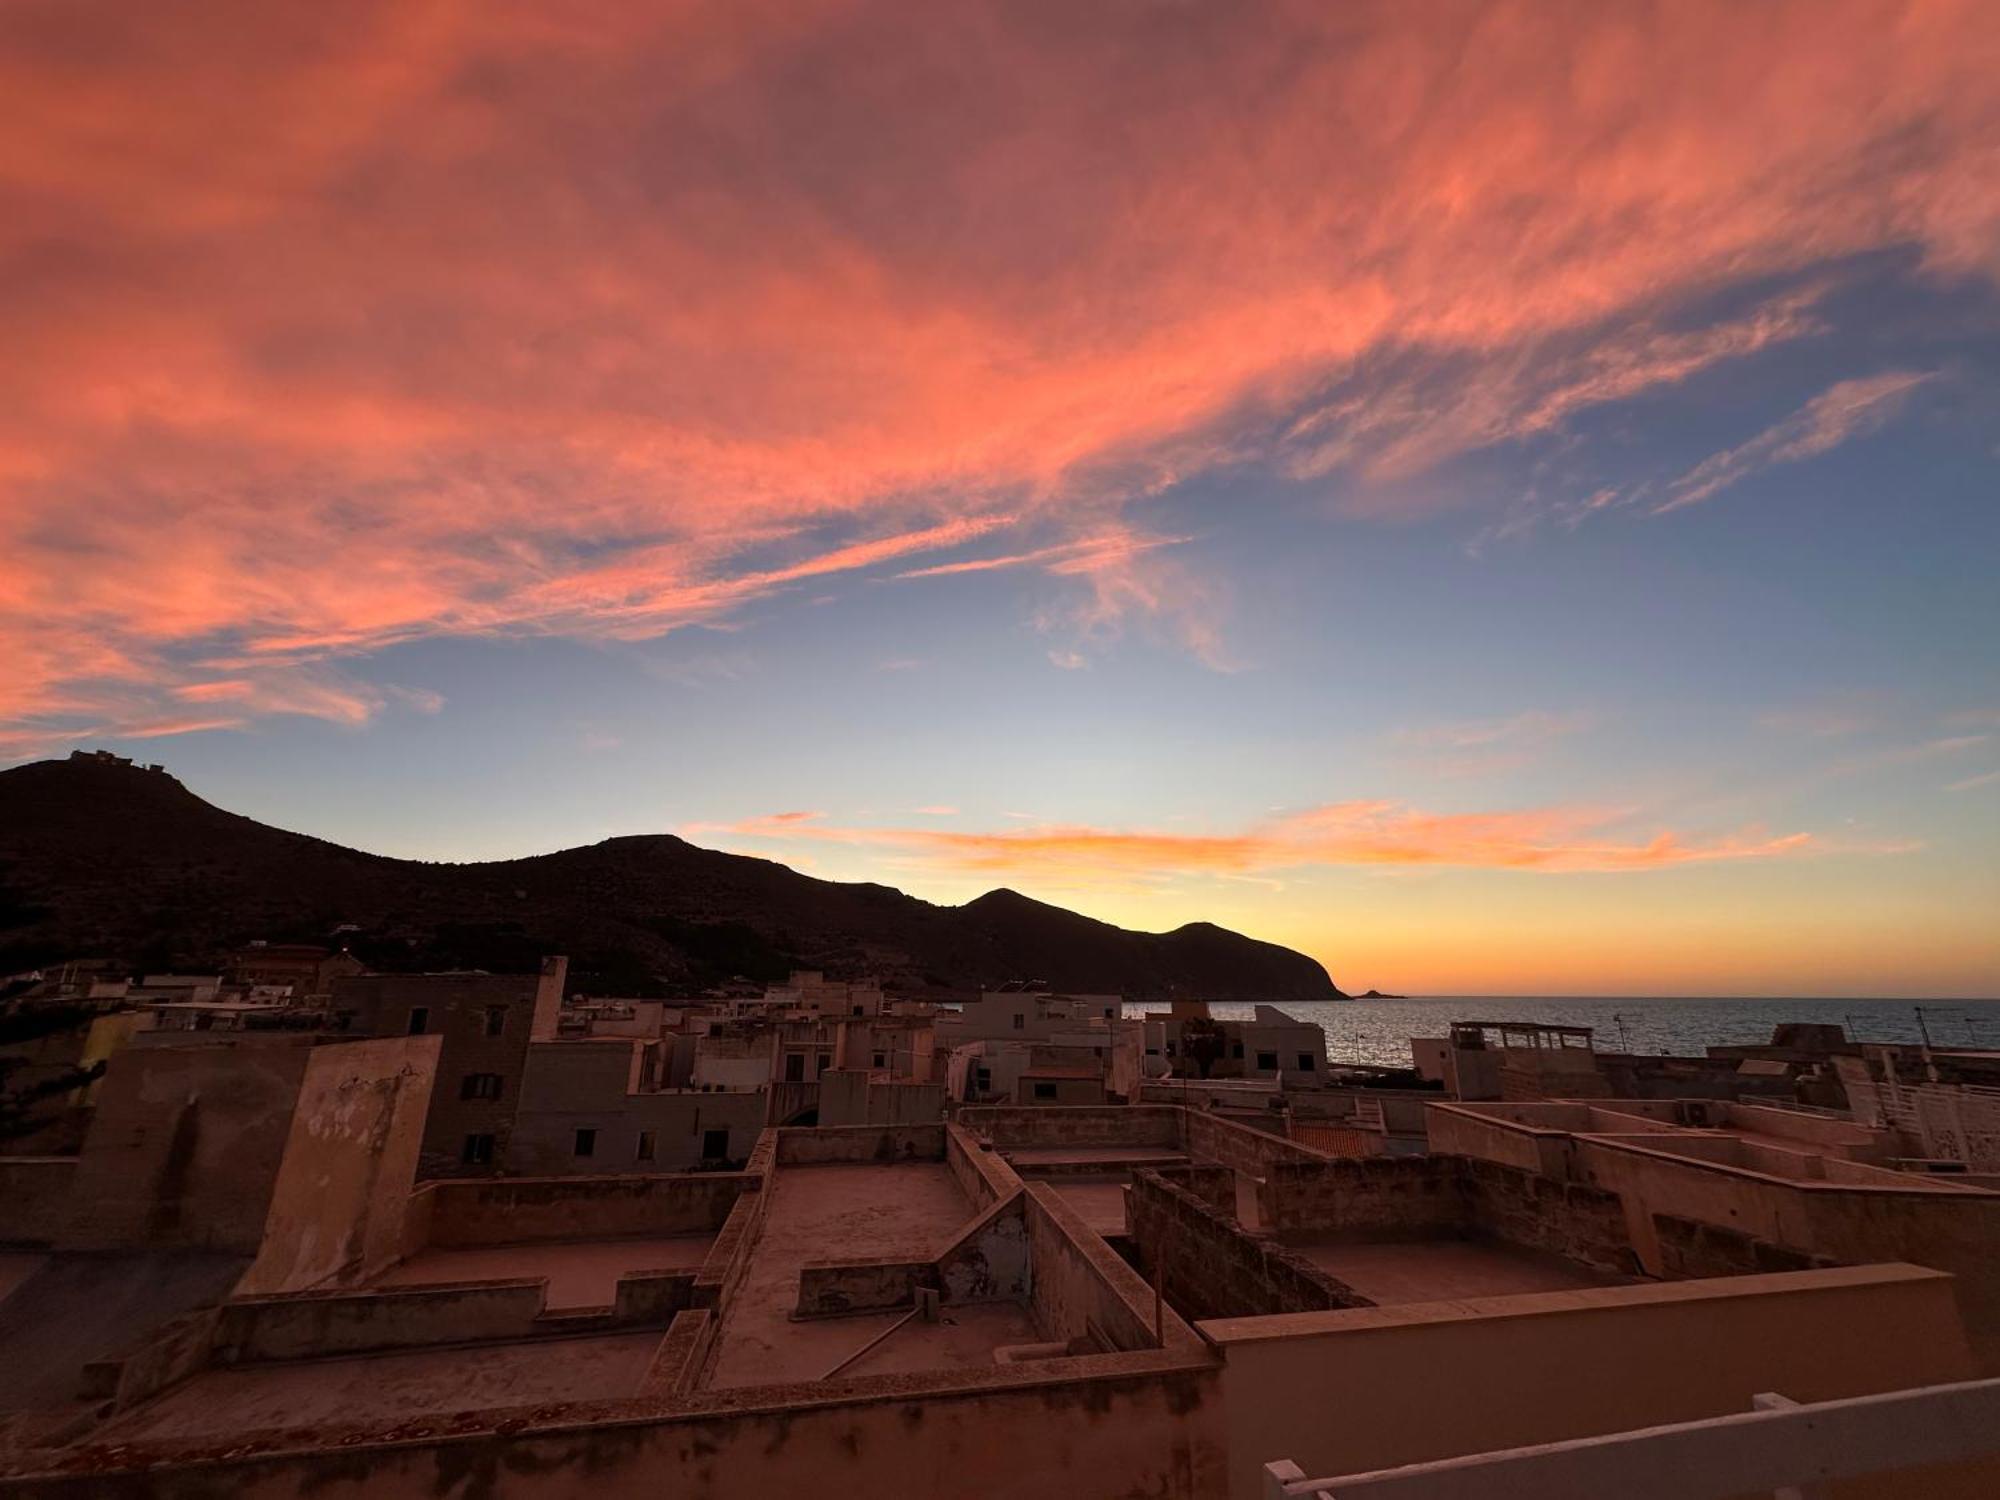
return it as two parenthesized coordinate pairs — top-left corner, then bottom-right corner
(1121, 996), (2000, 1072)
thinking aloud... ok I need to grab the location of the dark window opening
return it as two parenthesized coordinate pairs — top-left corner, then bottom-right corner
(460, 1132), (494, 1165)
(573, 1127), (597, 1157)
(407, 1007), (429, 1036)
(815, 1052), (831, 1076)
(1032, 1081), (1057, 1101)
(784, 1053), (805, 1082)
(702, 1128), (730, 1160)
(636, 1130), (657, 1162)
(1256, 1051), (1279, 1071)
(483, 1005), (507, 1037)
(1012, 1013), (1025, 1030)
(1230, 1041), (1245, 1059)
(1298, 1053), (1316, 1072)
(873, 1052), (887, 1069)
(459, 1072), (503, 1101)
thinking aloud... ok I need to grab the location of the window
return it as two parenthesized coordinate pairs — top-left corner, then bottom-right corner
(1230, 1041), (1245, 1059)
(1103, 1007), (1114, 1018)
(852, 1004), (864, 1017)
(815, 1052), (831, 1076)
(1297, 1053), (1316, 1072)
(1012, 1013), (1025, 1030)
(784, 1053), (805, 1082)
(702, 1128), (730, 1160)
(407, 1006), (429, 1036)
(1164, 1040), (1177, 1057)
(459, 1072), (503, 1101)
(460, 1132), (494, 1165)
(1032, 1081), (1057, 1101)
(873, 1052), (887, 1069)
(1256, 1051), (1279, 1071)
(636, 1130), (656, 1162)
(573, 1127), (597, 1158)
(974, 1067), (992, 1093)
(483, 1005), (507, 1037)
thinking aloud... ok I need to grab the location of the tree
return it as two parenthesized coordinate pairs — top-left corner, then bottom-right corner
(1179, 1015), (1226, 1079)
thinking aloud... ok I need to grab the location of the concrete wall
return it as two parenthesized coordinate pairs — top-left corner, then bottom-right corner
(945, 1122), (1025, 1208)
(1200, 1263), (1980, 1500)
(1023, 1183), (1200, 1355)
(236, 1037), (438, 1294)
(18, 1359), (1229, 1500)
(61, 1038), (314, 1252)
(413, 1171), (754, 1248)
(1181, 1110), (1326, 1175)
(509, 1044), (765, 1174)
(333, 963), (562, 1177)
(0, 1157), (78, 1245)
(1127, 1170), (1366, 1321)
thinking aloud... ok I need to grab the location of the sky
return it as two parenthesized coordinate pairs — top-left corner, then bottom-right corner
(3, 0), (1997, 997)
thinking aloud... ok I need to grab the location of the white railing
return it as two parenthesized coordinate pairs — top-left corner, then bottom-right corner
(1264, 1377), (2000, 1500)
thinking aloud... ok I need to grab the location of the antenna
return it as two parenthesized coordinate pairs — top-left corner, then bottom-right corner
(1915, 1005), (1934, 1048)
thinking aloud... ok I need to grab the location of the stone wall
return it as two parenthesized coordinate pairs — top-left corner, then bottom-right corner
(1024, 1183), (1192, 1354)
(1456, 1157), (1640, 1276)
(1653, 1212), (1842, 1279)
(945, 1121), (1025, 1207)
(1258, 1154), (1467, 1237)
(1181, 1110), (1327, 1176)
(958, 1105), (1181, 1149)
(771, 1121), (943, 1164)
(1126, 1169), (1368, 1322)
(417, 1171), (753, 1248)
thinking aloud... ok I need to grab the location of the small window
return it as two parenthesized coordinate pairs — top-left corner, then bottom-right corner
(1230, 1041), (1245, 1059)
(873, 1052), (887, 1069)
(974, 1068), (992, 1092)
(573, 1127), (597, 1158)
(815, 1052), (831, 1075)
(459, 1072), (503, 1101)
(483, 1006), (507, 1037)
(636, 1130), (656, 1162)
(1298, 1053), (1315, 1072)
(852, 1004), (864, 1017)
(784, 1053), (805, 1082)
(1032, 1081), (1057, 1101)
(1164, 1040), (1177, 1057)
(1012, 1013), (1025, 1030)
(702, 1128), (730, 1160)
(407, 1006), (429, 1036)
(461, 1132), (495, 1165)
(1256, 1051), (1279, 1071)
(1103, 1007), (1114, 1018)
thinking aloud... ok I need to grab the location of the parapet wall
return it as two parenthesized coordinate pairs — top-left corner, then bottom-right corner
(413, 1171), (754, 1248)
(1127, 1169), (1368, 1322)
(0, 1157), (78, 1246)
(945, 1121), (1025, 1207)
(957, 1105), (1181, 1149)
(771, 1121), (944, 1164)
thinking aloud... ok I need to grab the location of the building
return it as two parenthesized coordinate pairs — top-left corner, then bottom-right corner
(1142, 1002), (1330, 1087)
(332, 956), (566, 1176)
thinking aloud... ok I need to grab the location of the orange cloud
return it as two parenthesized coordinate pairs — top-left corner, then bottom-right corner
(701, 801), (1818, 880)
(3, 1), (1997, 742)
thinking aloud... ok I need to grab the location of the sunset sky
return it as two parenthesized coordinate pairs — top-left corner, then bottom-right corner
(4, 1), (1997, 996)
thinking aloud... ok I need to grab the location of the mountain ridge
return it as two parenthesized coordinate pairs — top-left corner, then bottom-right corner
(0, 756), (1343, 1002)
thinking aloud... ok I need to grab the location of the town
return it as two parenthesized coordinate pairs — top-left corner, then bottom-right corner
(3, 940), (1998, 1497)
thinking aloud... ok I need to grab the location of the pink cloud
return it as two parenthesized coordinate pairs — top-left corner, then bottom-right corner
(3, 2), (1997, 741)
(700, 800), (1819, 879)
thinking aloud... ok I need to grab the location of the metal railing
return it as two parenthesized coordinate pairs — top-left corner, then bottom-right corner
(1265, 1377), (2000, 1500)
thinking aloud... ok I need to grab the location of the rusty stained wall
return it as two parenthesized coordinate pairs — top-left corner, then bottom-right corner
(236, 1036), (440, 1295)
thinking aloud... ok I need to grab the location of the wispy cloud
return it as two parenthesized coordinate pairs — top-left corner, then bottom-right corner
(1393, 710), (1595, 777)
(1655, 371), (1936, 513)
(698, 801), (1823, 881)
(2, 3), (1996, 744)
(1946, 768), (2000, 793)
